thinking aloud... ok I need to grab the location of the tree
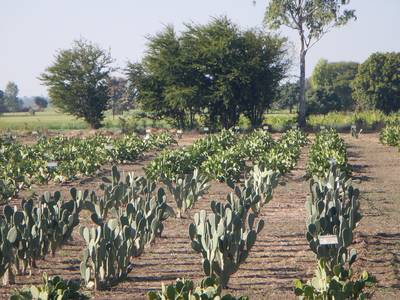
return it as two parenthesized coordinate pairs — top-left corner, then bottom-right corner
(40, 39), (113, 129)
(33, 96), (48, 110)
(309, 59), (359, 112)
(265, 0), (356, 126)
(274, 81), (300, 113)
(4, 82), (23, 112)
(352, 52), (400, 113)
(238, 29), (288, 126)
(129, 17), (288, 129)
(306, 87), (341, 114)
(127, 26), (193, 129)
(108, 77), (132, 118)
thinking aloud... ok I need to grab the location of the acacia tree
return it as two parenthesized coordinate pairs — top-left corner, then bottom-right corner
(40, 39), (113, 129)
(265, 0), (356, 126)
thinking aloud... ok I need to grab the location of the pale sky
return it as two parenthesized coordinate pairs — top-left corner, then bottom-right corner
(1, 0), (399, 97)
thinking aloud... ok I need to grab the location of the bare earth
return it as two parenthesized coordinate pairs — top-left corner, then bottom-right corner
(0, 133), (399, 299)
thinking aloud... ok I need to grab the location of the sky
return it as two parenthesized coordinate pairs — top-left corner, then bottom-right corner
(1, 0), (399, 97)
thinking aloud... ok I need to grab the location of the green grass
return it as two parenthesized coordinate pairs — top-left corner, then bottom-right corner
(0, 110), (89, 130)
(1, 108), (399, 132)
(0, 109), (171, 131)
(307, 110), (400, 131)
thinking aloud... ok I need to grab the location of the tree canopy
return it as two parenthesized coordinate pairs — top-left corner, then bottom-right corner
(128, 17), (288, 129)
(40, 39), (113, 128)
(352, 52), (400, 114)
(307, 59), (359, 113)
(33, 96), (48, 110)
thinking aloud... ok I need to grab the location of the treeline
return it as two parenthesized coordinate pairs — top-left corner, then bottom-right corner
(276, 53), (400, 116)
(39, 16), (400, 129)
(0, 82), (48, 113)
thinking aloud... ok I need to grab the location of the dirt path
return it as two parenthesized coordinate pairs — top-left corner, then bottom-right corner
(344, 133), (400, 300)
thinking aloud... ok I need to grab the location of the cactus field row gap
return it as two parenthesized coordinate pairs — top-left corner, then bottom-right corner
(343, 133), (400, 299)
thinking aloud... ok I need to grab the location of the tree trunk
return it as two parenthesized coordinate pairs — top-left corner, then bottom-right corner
(298, 49), (307, 128)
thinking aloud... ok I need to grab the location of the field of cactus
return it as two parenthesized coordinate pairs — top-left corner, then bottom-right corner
(0, 129), (399, 300)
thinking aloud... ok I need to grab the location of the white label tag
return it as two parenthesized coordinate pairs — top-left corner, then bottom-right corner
(204, 127), (209, 132)
(319, 235), (338, 245)
(47, 161), (58, 168)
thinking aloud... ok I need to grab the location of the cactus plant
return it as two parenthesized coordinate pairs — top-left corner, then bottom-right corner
(249, 165), (279, 207)
(305, 163), (362, 273)
(294, 162), (374, 299)
(163, 169), (210, 218)
(189, 207), (264, 288)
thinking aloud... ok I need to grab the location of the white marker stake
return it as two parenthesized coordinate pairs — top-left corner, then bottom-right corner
(319, 235), (338, 245)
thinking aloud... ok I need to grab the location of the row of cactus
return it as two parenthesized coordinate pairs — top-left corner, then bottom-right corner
(163, 168), (210, 218)
(147, 277), (249, 300)
(145, 129), (238, 181)
(188, 164), (280, 289)
(307, 129), (350, 177)
(0, 188), (82, 285)
(146, 128), (307, 184)
(294, 162), (375, 299)
(0, 132), (176, 203)
(80, 166), (173, 290)
(258, 129), (308, 174)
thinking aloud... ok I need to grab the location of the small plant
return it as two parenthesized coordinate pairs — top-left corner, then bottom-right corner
(380, 125), (400, 147)
(147, 277), (249, 300)
(294, 260), (375, 300)
(10, 272), (89, 300)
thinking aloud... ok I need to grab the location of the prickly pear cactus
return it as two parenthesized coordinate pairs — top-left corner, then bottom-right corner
(189, 207), (264, 288)
(305, 163), (362, 273)
(163, 169), (209, 218)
